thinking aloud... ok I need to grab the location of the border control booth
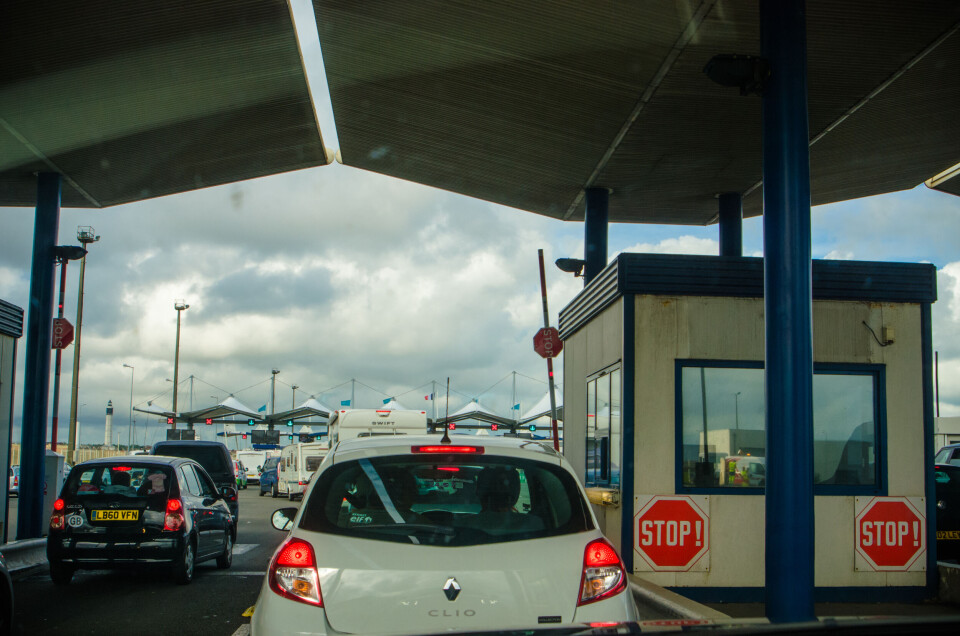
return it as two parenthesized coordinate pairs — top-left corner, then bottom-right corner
(560, 253), (937, 602)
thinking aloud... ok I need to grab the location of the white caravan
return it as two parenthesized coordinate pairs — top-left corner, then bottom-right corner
(327, 408), (428, 446)
(277, 441), (330, 500)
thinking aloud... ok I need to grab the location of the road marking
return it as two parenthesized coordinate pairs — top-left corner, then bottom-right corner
(233, 543), (258, 556)
(205, 570), (265, 576)
(231, 625), (251, 636)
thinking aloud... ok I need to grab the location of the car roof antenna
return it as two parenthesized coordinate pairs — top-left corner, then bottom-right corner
(439, 377), (451, 444)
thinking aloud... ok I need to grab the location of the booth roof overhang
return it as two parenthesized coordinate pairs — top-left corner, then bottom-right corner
(313, 0), (960, 224)
(1, 0), (332, 209)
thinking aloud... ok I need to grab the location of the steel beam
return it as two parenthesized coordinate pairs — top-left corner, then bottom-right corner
(719, 193), (743, 257)
(584, 188), (609, 285)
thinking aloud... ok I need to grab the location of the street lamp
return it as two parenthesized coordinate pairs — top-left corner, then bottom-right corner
(123, 363), (135, 448)
(291, 385), (299, 409)
(171, 300), (189, 424)
(67, 226), (99, 466)
(50, 245), (87, 453)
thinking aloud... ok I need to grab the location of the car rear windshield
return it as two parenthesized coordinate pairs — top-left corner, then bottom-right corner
(63, 464), (174, 508)
(155, 445), (229, 475)
(299, 454), (593, 546)
(263, 457), (280, 470)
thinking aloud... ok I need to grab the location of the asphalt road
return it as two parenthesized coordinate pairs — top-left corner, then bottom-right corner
(10, 485), (293, 635)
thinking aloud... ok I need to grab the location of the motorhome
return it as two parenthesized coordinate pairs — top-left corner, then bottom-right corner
(327, 408), (428, 446)
(277, 441), (329, 500)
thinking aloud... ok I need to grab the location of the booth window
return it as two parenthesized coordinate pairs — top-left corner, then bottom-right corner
(586, 366), (621, 487)
(676, 361), (885, 495)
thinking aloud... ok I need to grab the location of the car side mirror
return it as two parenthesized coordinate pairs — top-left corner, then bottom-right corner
(221, 486), (238, 501)
(271, 508), (298, 531)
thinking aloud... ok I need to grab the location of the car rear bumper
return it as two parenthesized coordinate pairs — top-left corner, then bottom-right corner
(47, 534), (184, 567)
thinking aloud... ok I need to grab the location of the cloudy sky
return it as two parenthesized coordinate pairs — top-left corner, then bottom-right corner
(2, 1), (959, 450)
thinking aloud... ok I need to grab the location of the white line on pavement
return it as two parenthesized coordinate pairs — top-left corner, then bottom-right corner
(233, 543), (258, 556)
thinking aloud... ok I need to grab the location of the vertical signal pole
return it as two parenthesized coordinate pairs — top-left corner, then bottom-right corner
(50, 254), (70, 452)
(537, 250), (560, 451)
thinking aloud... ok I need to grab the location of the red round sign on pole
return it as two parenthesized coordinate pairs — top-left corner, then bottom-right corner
(855, 496), (926, 571)
(533, 327), (562, 359)
(634, 495), (709, 571)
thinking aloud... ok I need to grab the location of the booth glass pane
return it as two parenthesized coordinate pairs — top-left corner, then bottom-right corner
(610, 369), (621, 487)
(680, 366), (765, 488)
(678, 363), (882, 492)
(586, 380), (598, 485)
(812, 374), (876, 486)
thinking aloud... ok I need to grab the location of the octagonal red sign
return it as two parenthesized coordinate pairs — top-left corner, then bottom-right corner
(855, 496), (926, 572)
(634, 495), (709, 571)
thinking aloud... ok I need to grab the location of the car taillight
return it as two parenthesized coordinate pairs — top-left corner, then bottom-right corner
(578, 539), (627, 606)
(269, 538), (323, 607)
(163, 498), (185, 532)
(411, 445), (484, 454)
(50, 499), (66, 530)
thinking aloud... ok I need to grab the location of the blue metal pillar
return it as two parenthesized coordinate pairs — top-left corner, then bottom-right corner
(17, 172), (61, 540)
(760, 0), (815, 622)
(583, 187), (609, 285)
(718, 192), (743, 257)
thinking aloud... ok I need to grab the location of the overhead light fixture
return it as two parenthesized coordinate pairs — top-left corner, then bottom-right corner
(555, 258), (586, 277)
(703, 55), (769, 96)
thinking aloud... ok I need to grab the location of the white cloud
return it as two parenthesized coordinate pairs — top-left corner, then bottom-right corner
(618, 235), (719, 256)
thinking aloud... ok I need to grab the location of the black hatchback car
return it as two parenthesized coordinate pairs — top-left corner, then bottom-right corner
(47, 456), (236, 585)
(151, 440), (239, 523)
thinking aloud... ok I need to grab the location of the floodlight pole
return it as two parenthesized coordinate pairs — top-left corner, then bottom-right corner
(67, 226), (99, 468)
(171, 300), (189, 427)
(123, 364), (134, 447)
(50, 246), (85, 452)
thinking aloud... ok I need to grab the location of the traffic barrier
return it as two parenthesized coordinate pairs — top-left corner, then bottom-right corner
(1, 538), (47, 576)
(628, 574), (729, 620)
(938, 562), (960, 605)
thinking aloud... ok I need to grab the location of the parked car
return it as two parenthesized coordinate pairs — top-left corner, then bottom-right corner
(234, 460), (248, 490)
(46, 456), (236, 585)
(259, 457), (280, 498)
(936, 443), (960, 467)
(151, 440), (239, 524)
(252, 435), (637, 634)
(8, 466), (18, 497)
(936, 463), (960, 563)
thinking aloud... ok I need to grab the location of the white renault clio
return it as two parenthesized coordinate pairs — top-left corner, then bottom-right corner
(252, 435), (637, 635)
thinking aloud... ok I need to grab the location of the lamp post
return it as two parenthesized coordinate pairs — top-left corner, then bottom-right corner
(171, 300), (189, 426)
(123, 363), (135, 448)
(67, 226), (100, 466)
(291, 385), (299, 409)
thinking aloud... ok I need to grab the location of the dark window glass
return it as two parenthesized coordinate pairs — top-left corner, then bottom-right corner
(179, 466), (202, 496)
(154, 444), (229, 476)
(63, 464), (172, 510)
(585, 367), (621, 487)
(299, 455), (593, 546)
(306, 456), (324, 472)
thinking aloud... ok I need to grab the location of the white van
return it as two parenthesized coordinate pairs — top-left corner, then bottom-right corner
(236, 450), (278, 485)
(327, 408), (428, 446)
(277, 441), (329, 501)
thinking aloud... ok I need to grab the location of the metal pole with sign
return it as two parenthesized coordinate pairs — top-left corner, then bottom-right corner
(536, 249), (561, 451)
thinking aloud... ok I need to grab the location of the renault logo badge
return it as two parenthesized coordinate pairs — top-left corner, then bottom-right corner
(442, 577), (461, 601)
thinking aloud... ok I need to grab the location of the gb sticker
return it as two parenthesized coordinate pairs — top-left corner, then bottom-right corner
(66, 514), (83, 528)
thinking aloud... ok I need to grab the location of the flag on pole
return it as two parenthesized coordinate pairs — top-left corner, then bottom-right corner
(424, 393), (434, 400)
(383, 397), (392, 404)
(340, 399), (351, 406)
(257, 404), (267, 413)
(512, 403), (521, 411)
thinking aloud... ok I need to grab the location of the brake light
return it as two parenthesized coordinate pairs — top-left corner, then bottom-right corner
(269, 538), (323, 607)
(437, 466), (460, 472)
(163, 498), (185, 532)
(112, 466), (132, 471)
(411, 445), (484, 454)
(578, 539), (626, 605)
(50, 504), (65, 530)
(53, 498), (65, 511)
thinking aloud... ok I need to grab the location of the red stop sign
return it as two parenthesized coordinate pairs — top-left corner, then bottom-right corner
(533, 327), (562, 358)
(855, 497), (925, 571)
(635, 496), (709, 570)
(52, 317), (74, 349)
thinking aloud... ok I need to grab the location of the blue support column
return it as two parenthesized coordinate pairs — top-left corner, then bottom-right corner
(718, 192), (743, 257)
(17, 172), (61, 539)
(760, 0), (815, 622)
(584, 187), (609, 285)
